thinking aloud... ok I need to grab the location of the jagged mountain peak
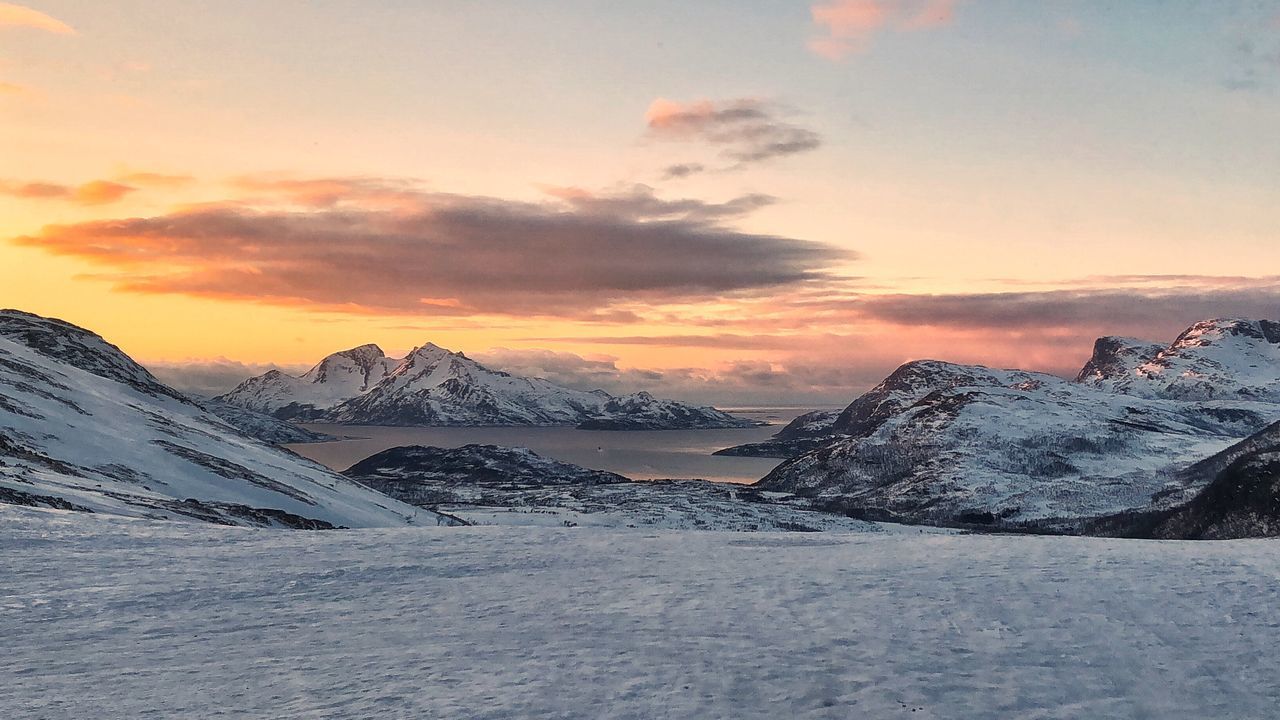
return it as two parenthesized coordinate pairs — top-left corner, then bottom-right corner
(335, 343), (387, 362)
(1165, 318), (1280, 351)
(220, 338), (749, 429)
(1082, 317), (1280, 402)
(1075, 336), (1165, 385)
(0, 309), (186, 402)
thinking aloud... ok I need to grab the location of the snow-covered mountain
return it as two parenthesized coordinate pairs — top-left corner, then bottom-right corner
(0, 310), (454, 528)
(1079, 319), (1280, 402)
(751, 319), (1280, 529)
(221, 343), (752, 429)
(218, 343), (400, 420)
(576, 391), (752, 430)
(344, 443), (879, 531)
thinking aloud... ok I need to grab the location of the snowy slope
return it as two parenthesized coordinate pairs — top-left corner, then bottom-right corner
(757, 359), (1279, 528)
(343, 444), (879, 531)
(5, 505), (1280, 719)
(221, 342), (751, 429)
(1081, 319), (1280, 401)
(0, 310), (446, 528)
(197, 397), (335, 444)
(749, 319), (1280, 528)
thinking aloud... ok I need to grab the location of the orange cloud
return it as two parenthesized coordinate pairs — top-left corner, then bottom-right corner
(0, 81), (28, 95)
(809, 0), (959, 60)
(0, 179), (137, 205)
(0, 3), (76, 34)
(73, 180), (136, 205)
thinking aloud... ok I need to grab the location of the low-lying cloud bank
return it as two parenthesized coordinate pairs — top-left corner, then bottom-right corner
(145, 359), (311, 399)
(15, 180), (845, 319)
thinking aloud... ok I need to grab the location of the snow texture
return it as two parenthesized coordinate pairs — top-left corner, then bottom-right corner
(197, 397), (335, 444)
(4, 505), (1279, 719)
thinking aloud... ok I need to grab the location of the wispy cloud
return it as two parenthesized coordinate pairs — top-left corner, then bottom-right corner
(0, 3), (76, 34)
(0, 179), (137, 205)
(645, 98), (821, 167)
(661, 163), (706, 180)
(809, 0), (958, 60)
(13, 177), (846, 319)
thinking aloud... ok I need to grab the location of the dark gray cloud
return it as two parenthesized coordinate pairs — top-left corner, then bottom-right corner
(646, 98), (822, 167)
(854, 287), (1280, 340)
(15, 181), (845, 318)
(662, 163), (706, 180)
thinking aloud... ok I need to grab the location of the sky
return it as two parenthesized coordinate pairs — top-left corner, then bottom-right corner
(2, 0), (1278, 404)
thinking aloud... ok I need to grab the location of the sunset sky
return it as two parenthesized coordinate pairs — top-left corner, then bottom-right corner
(3, 1), (1278, 404)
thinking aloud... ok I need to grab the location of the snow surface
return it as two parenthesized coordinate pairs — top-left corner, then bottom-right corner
(4, 505), (1280, 719)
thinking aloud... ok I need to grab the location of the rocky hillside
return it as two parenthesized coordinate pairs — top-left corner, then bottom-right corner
(1088, 422), (1280, 539)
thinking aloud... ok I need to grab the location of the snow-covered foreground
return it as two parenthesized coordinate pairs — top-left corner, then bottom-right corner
(4, 507), (1279, 719)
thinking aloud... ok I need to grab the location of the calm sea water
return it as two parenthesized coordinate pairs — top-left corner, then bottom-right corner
(286, 408), (819, 484)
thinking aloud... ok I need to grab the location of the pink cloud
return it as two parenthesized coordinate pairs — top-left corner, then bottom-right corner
(809, 0), (959, 60)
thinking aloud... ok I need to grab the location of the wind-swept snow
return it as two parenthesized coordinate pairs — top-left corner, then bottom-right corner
(3, 505), (1279, 719)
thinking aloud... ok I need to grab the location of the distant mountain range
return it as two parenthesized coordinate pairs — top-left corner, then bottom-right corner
(723, 319), (1280, 532)
(218, 342), (753, 430)
(0, 310), (455, 529)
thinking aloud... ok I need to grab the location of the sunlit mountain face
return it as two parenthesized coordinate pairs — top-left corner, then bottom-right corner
(2, 1), (1277, 407)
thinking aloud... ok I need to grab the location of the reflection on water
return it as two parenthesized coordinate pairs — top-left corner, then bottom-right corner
(286, 408), (821, 484)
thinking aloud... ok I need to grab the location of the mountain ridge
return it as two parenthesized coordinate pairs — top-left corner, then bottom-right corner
(220, 342), (753, 430)
(741, 318), (1280, 530)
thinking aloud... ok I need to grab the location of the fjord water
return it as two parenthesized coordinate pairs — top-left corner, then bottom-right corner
(287, 408), (815, 483)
